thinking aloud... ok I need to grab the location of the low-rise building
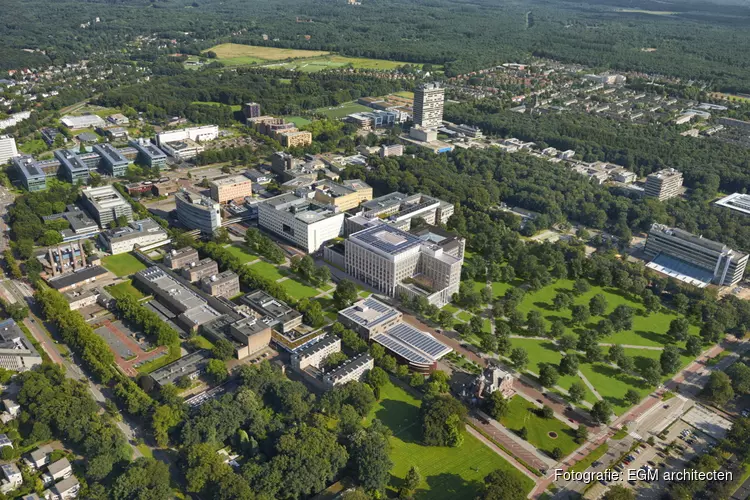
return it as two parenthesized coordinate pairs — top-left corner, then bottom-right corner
(200, 270), (240, 298)
(147, 349), (211, 388)
(1, 463), (22, 493)
(164, 247), (199, 269)
(347, 191), (454, 234)
(61, 114), (105, 130)
(239, 290), (302, 334)
(291, 335), (341, 370)
(182, 258), (219, 282)
(322, 353), (373, 388)
(26, 445), (53, 470)
(64, 289), (98, 311)
(80, 185), (133, 227)
(42, 475), (79, 500)
(99, 218), (169, 254)
(714, 193), (750, 216)
(305, 179), (373, 212)
(201, 313), (273, 360)
(47, 459), (72, 482)
(13, 155), (48, 192)
(209, 175), (253, 203)
(0, 319), (42, 371)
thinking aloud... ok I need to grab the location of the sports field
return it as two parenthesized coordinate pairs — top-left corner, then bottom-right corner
(314, 101), (374, 119)
(499, 396), (578, 458)
(367, 382), (533, 498)
(102, 253), (147, 277)
(191, 101), (242, 111)
(203, 43), (329, 64)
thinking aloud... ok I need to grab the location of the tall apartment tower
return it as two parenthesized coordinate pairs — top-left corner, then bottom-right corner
(413, 83), (445, 129)
(0, 135), (19, 165)
(243, 102), (261, 121)
(644, 168), (683, 201)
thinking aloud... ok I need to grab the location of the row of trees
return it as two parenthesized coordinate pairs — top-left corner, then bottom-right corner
(114, 294), (179, 347)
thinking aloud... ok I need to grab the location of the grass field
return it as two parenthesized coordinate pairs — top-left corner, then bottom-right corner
(472, 280), (512, 300)
(102, 253), (147, 277)
(314, 101), (373, 119)
(223, 243), (258, 264)
(616, 8), (677, 15)
(203, 43), (330, 66)
(280, 278), (320, 301)
(499, 396), (578, 458)
(284, 116), (312, 127)
(137, 343), (180, 374)
(249, 260), (286, 282)
(106, 280), (145, 300)
(367, 382), (533, 498)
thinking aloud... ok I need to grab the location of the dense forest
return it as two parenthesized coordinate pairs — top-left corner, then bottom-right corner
(3, 0), (750, 91)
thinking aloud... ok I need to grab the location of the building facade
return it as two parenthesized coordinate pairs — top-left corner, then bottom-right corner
(322, 353), (374, 388)
(12, 155), (47, 192)
(0, 136), (19, 165)
(164, 247), (199, 269)
(128, 139), (167, 169)
(209, 175), (253, 203)
(99, 218), (169, 254)
(182, 258), (219, 282)
(291, 335), (341, 370)
(644, 168), (683, 201)
(175, 190), (222, 235)
(200, 270), (240, 298)
(92, 144), (129, 177)
(413, 83), (445, 129)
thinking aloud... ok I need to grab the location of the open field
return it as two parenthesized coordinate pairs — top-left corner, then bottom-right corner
(223, 243), (258, 264)
(280, 279), (320, 301)
(270, 54), (419, 73)
(102, 253), (147, 277)
(19, 139), (47, 155)
(499, 396), (578, 458)
(284, 116), (312, 127)
(367, 381), (533, 499)
(249, 260), (286, 282)
(314, 101), (373, 119)
(106, 280), (145, 300)
(204, 43), (329, 61)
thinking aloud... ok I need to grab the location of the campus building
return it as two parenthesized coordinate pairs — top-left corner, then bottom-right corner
(379, 144), (404, 158)
(54, 149), (90, 184)
(200, 270), (240, 298)
(714, 193), (750, 216)
(345, 191), (454, 234)
(201, 313), (273, 360)
(280, 131), (313, 148)
(344, 221), (463, 307)
(306, 179), (373, 212)
(209, 175), (253, 203)
(98, 218), (170, 254)
(80, 185), (134, 227)
(128, 139), (167, 169)
(291, 335), (342, 370)
(0, 319), (42, 372)
(413, 82), (445, 129)
(60, 114), (105, 130)
(322, 353), (374, 388)
(182, 258), (219, 282)
(644, 223), (748, 287)
(12, 155), (47, 192)
(644, 168), (683, 201)
(258, 192), (345, 253)
(242, 102), (261, 121)
(164, 247), (199, 269)
(147, 349), (211, 388)
(156, 125), (219, 147)
(239, 290), (302, 334)
(92, 143), (129, 177)
(174, 190), (222, 235)
(0, 136), (18, 165)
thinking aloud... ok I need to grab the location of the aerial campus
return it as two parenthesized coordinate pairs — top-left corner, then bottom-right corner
(1, 1), (750, 500)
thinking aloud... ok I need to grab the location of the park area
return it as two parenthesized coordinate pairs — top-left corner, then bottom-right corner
(367, 381), (533, 499)
(102, 253), (147, 277)
(498, 396), (578, 458)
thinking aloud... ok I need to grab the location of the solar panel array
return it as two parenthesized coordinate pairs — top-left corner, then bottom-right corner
(340, 297), (399, 326)
(352, 224), (422, 255)
(373, 334), (431, 365)
(386, 323), (452, 358)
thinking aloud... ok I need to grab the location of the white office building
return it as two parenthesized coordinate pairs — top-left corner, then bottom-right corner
(0, 136), (19, 165)
(99, 218), (170, 254)
(258, 192), (344, 253)
(175, 190), (222, 235)
(80, 185), (134, 228)
(156, 125), (219, 146)
(291, 335), (342, 370)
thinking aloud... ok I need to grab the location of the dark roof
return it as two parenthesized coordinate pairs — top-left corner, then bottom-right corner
(47, 266), (109, 290)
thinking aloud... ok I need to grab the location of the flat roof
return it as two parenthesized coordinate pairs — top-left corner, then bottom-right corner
(650, 223), (745, 257)
(210, 174), (253, 187)
(129, 139), (167, 159)
(349, 223), (423, 256)
(12, 155), (45, 180)
(136, 267), (207, 311)
(101, 218), (167, 243)
(93, 143), (128, 165)
(149, 349), (210, 384)
(293, 334), (339, 359)
(0, 319), (38, 356)
(339, 297), (400, 329)
(263, 192), (341, 224)
(54, 150), (89, 174)
(714, 193), (750, 216)
(81, 185), (130, 211)
(240, 290), (301, 324)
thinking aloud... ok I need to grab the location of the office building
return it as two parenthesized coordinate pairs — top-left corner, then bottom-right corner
(201, 314), (273, 360)
(80, 185), (133, 227)
(258, 192), (345, 253)
(380, 144), (404, 158)
(346, 192), (454, 234)
(239, 290), (302, 333)
(280, 131), (313, 148)
(209, 175), (253, 203)
(322, 353), (373, 388)
(413, 82), (444, 129)
(92, 143), (129, 177)
(182, 258), (219, 282)
(0, 136), (18, 164)
(0, 319), (42, 372)
(645, 168), (683, 201)
(128, 139), (167, 169)
(54, 149), (90, 184)
(200, 270), (240, 298)
(60, 114), (105, 130)
(291, 335), (342, 370)
(147, 349), (211, 388)
(175, 190), (222, 235)
(99, 218), (170, 254)
(306, 179), (373, 212)
(164, 247), (199, 269)
(159, 139), (203, 160)
(242, 102), (261, 121)
(346, 110), (399, 130)
(13, 155), (47, 191)
(156, 125), (219, 147)
(271, 151), (300, 174)
(338, 297), (451, 371)
(64, 289), (98, 311)
(644, 223), (748, 287)
(344, 221), (463, 307)
(714, 193), (750, 216)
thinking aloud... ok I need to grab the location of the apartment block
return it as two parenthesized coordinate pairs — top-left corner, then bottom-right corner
(644, 168), (683, 201)
(200, 270), (241, 298)
(644, 223), (748, 287)
(242, 102), (261, 121)
(280, 131), (313, 148)
(209, 175), (253, 203)
(291, 335), (342, 370)
(80, 185), (134, 227)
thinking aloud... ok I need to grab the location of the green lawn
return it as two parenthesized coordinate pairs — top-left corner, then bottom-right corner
(314, 101), (373, 119)
(499, 396), (578, 458)
(137, 344), (180, 374)
(570, 442), (608, 473)
(102, 253), (147, 277)
(456, 311), (472, 323)
(249, 260), (286, 281)
(223, 243), (259, 264)
(284, 116), (312, 126)
(367, 382), (533, 499)
(442, 303), (461, 315)
(19, 139), (47, 155)
(471, 280), (512, 300)
(190, 335), (215, 350)
(106, 280), (145, 300)
(578, 361), (650, 415)
(280, 278), (320, 301)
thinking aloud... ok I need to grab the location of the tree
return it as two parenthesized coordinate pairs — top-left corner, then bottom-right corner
(727, 363), (750, 394)
(551, 447), (564, 460)
(588, 294), (608, 317)
(703, 372), (735, 406)
(112, 457), (172, 500)
(485, 391), (508, 420)
(478, 470), (528, 500)
(673, 293), (690, 315)
(333, 280), (359, 309)
(437, 310), (454, 329)
(205, 359), (227, 384)
(603, 485), (635, 500)
(366, 366), (389, 393)
(608, 344), (625, 364)
(211, 339), (235, 361)
(350, 426), (393, 493)
(552, 291), (573, 311)
(509, 347), (529, 371)
(540, 405), (554, 419)
(558, 354), (579, 377)
(617, 355), (635, 373)
(420, 394), (467, 447)
(700, 320), (723, 343)
(571, 304), (590, 326)
(642, 290), (660, 314)
(526, 310), (545, 336)
(574, 425), (588, 444)
(584, 344), (603, 364)
(557, 333), (577, 352)
(590, 400), (613, 424)
(380, 355), (397, 373)
(569, 381), (586, 404)
(660, 345), (681, 375)
(539, 364), (559, 388)
(323, 351), (349, 370)
(427, 370), (451, 395)
(685, 336), (703, 356)
(640, 358), (662, 386)
(624, 389), (641, 405)
(596, 318), (614, 337)
(573, 279), (590, 296)
(667, 318), (690, 342)
(609, 305), (634, 332)
(401, 466), (421, 498)
(549, 319), (565, 338)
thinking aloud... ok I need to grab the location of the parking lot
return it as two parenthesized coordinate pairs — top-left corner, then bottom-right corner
(93, 318), (167, 376)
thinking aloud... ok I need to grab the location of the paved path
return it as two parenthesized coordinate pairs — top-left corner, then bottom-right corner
(577, 369), (603, 401)
(471, 412), (556, 470)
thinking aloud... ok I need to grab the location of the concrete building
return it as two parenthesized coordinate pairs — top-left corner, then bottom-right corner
(280, 131), (313, 148)
(175, 190), (222, 235)
(200, 270), (240, 298)
(291, 335), (341, 370)
(379, 144), (404, 158)
(46, 266), (110, 293)
(714, 193), (750, 216)
(13, 155), (47, 191)
(413, 82), (444, 129)
(306, 179), (373, 212)
(107, 113), (129, 126)
(92, 143), (129, 177)
(60, 114), (105, 130)
(147, 349), (211, 388)
(644, 224), (748, 287)
(239, 290), (302, 334)
(99, 218), (170, 254)
(182, 258), (219, 282)
(242, 102), (261, 121)
(156, 125), (219, 147)
(80, 185), (133, 227)
(128, 139), (167, 169)
(64, 289), (98, 311)
(209, 175), (253, 203)
(344, 221), (463, 307)
(322, 353), (373, 388)
(644, 168), (683, 201)
(201, 314), (273, 360)
(258, 192), (345, 253)
(159, 139), (203, 160)
(0, 135), (19, 165)
(346, 191), (454, 234)
(54, 150), (90, 184)
(0, 319), (42, 371)
(164, 247), (199, 269)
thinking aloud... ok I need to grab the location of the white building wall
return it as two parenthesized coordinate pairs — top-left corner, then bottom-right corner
(0, 136), (19, 165)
